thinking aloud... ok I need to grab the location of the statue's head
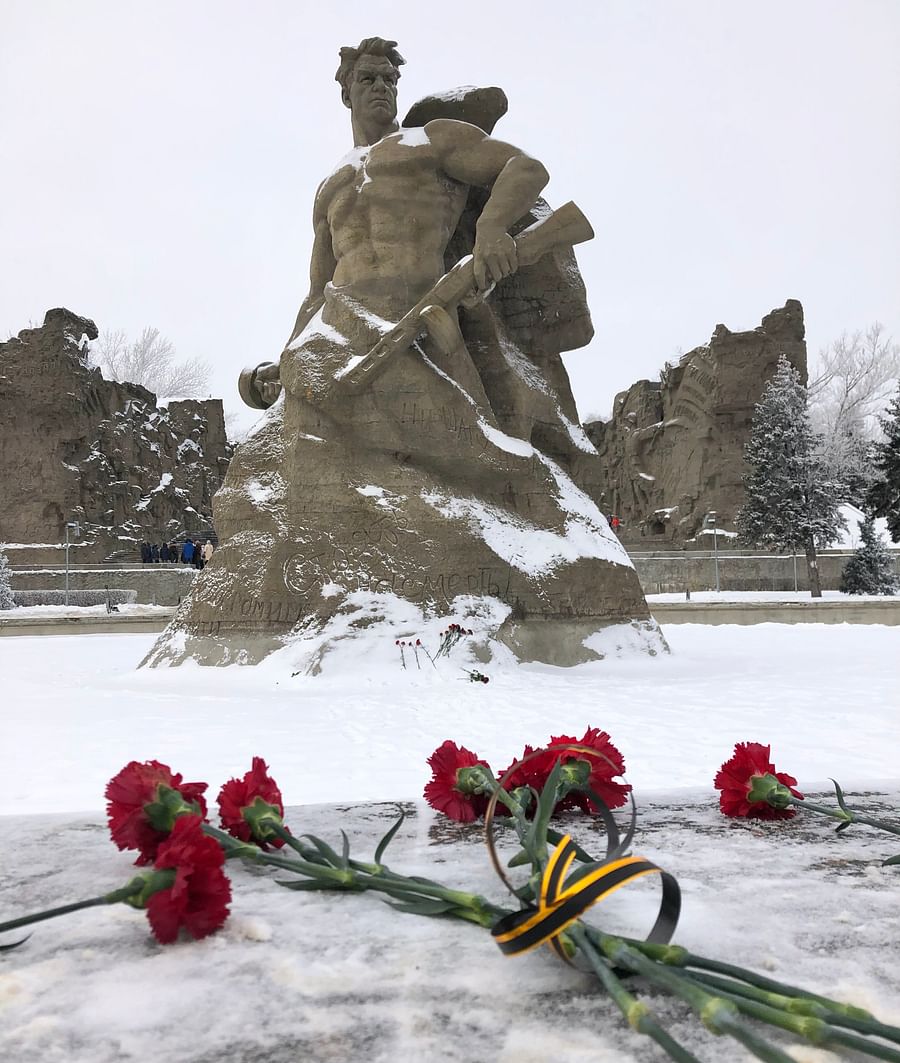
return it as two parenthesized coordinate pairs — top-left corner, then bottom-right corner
(336, 37), (405, 135)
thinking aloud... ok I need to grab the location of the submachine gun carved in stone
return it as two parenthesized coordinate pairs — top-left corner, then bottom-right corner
(238, 200), (594, 410)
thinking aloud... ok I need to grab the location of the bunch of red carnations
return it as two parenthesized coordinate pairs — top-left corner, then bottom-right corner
(5, 745), (900, 1061)
(0, 756), (290, 946)
(423, 726), (631, 823)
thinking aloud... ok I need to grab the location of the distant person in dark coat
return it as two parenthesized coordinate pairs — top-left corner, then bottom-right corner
(181, 539), (195, 565)
(140, 542), (151, 564)
(169, 542), (178, 563)
(151, 543), (160, 563)
(160, 542), (171, 563)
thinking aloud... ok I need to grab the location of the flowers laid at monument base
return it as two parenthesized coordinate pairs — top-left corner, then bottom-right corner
(714, 741), (900, 864)
(3, 738), (900, 1062)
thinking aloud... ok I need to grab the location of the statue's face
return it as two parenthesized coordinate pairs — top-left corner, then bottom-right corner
(347, 55), (399, 126)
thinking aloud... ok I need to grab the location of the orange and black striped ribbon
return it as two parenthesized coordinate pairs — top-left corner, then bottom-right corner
(491, 834), (680, 959)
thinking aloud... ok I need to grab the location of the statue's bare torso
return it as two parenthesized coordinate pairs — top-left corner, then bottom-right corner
(284, 116), (549, 350)
(321, 127), (469, 303)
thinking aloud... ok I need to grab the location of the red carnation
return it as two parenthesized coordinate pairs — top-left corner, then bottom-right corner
(502, 729), (631, 816)
(145, 815), (231, 943)
(217, 757), (287, 849)
(553, 727), (631, 813)
(106, 760), (208, 865)
(501, 743), (555, 793)
(715, 742), (804, 820)
(424, 741), (494, 822)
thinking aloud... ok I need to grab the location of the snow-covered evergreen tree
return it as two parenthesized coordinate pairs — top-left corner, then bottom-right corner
(866, 384), (900, 541)
(736, 354), (846, 597)
(0, 547), (15, 610)
(840, 513), (899, 595)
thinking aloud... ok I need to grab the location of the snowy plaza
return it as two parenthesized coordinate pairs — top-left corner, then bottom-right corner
(2, 616), (900, 1062)
(2, 619), (899, 818)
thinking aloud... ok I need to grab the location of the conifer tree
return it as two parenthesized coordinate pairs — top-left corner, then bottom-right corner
(866, 385), (900, 541)
(0, 547), (15, 610)
(736, 354), (846, 597)
(839, 513), (899, 595)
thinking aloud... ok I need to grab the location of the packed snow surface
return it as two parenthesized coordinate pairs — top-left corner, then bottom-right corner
(1, 623), (897, 817)
(2, 604), (173, 619)
(3, 791), (900, 1062)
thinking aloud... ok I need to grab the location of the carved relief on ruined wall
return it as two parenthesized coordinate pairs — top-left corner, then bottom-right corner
(584, 300), (807, 544)
(0, 309), (231, 561)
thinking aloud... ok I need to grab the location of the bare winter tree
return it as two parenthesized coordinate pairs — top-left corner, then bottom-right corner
(808, 324), (900, 498)
(91, 327), (212, 397)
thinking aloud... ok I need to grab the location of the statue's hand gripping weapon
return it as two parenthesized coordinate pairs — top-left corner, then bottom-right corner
(238, 201), (594, 410)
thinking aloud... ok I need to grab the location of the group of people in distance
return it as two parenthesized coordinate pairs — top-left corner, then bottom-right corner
(139, 539), (214, 569)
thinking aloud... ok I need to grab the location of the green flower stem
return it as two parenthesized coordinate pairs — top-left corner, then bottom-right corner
(595, 935), (796, 1063)
(615, 937), (874, 1022)
(685, 974), (900, 1062)
(210, 822), (507, 927)
(0, 881), (144, 936)
(569, 925), (703, 1063)
(788, 796), (900, 838)
(687, 969), (900, 1046)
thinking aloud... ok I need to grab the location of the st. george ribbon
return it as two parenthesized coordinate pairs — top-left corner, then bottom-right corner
(483, 743), (682, 963)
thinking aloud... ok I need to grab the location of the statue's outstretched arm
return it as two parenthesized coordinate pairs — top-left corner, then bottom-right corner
(426, 119), (549, 290)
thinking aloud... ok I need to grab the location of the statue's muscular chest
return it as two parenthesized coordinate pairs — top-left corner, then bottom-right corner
(322, 133), (465, 233)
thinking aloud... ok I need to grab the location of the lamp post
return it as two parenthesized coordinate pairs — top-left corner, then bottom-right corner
(64, 521), (81, 606)
(706, 511), (720, 593)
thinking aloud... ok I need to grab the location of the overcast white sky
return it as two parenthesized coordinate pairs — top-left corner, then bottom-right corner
(2, 0), (898, 431)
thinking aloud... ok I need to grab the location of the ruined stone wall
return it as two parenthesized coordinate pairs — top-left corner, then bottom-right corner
(0, 309), (231, 561)
(584, 300), (807, 544)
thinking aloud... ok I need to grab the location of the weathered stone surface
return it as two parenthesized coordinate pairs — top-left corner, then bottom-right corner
(147, 41), (659, 668)
(585, 300), (807, 544)
(0, 309), (231, 561)
(3, 794), (899, 1062)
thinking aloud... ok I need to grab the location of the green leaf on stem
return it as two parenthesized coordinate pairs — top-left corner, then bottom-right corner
(835, 821), (852, 834)
(274, 878), (362, 892)
(0, 934), (30, 951)
(383, 897), (458, 916)
(301, 833), (348, 869)
(394, 873), (443, 889)
(526, 758), (565, 862)
(831, 779), (850, 813)
(506, 848), (533, 868)
(882, 854), (900, 867)
(340, 831), (350, 871)
(373, 812), (405, 865)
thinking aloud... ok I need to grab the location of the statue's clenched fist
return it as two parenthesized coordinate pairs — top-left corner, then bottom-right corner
(473, 225), (518, 291)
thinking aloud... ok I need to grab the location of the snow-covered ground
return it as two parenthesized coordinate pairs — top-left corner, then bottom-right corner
(1, 622), (897, 818)
(646, 589), (899, 603)
(2, 603), (173, 619)
(3, 792), (899, 1063)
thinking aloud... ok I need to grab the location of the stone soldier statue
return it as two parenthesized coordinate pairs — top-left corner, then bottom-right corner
(242, 38), (595, 476)
(147, 37), (658, 669)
